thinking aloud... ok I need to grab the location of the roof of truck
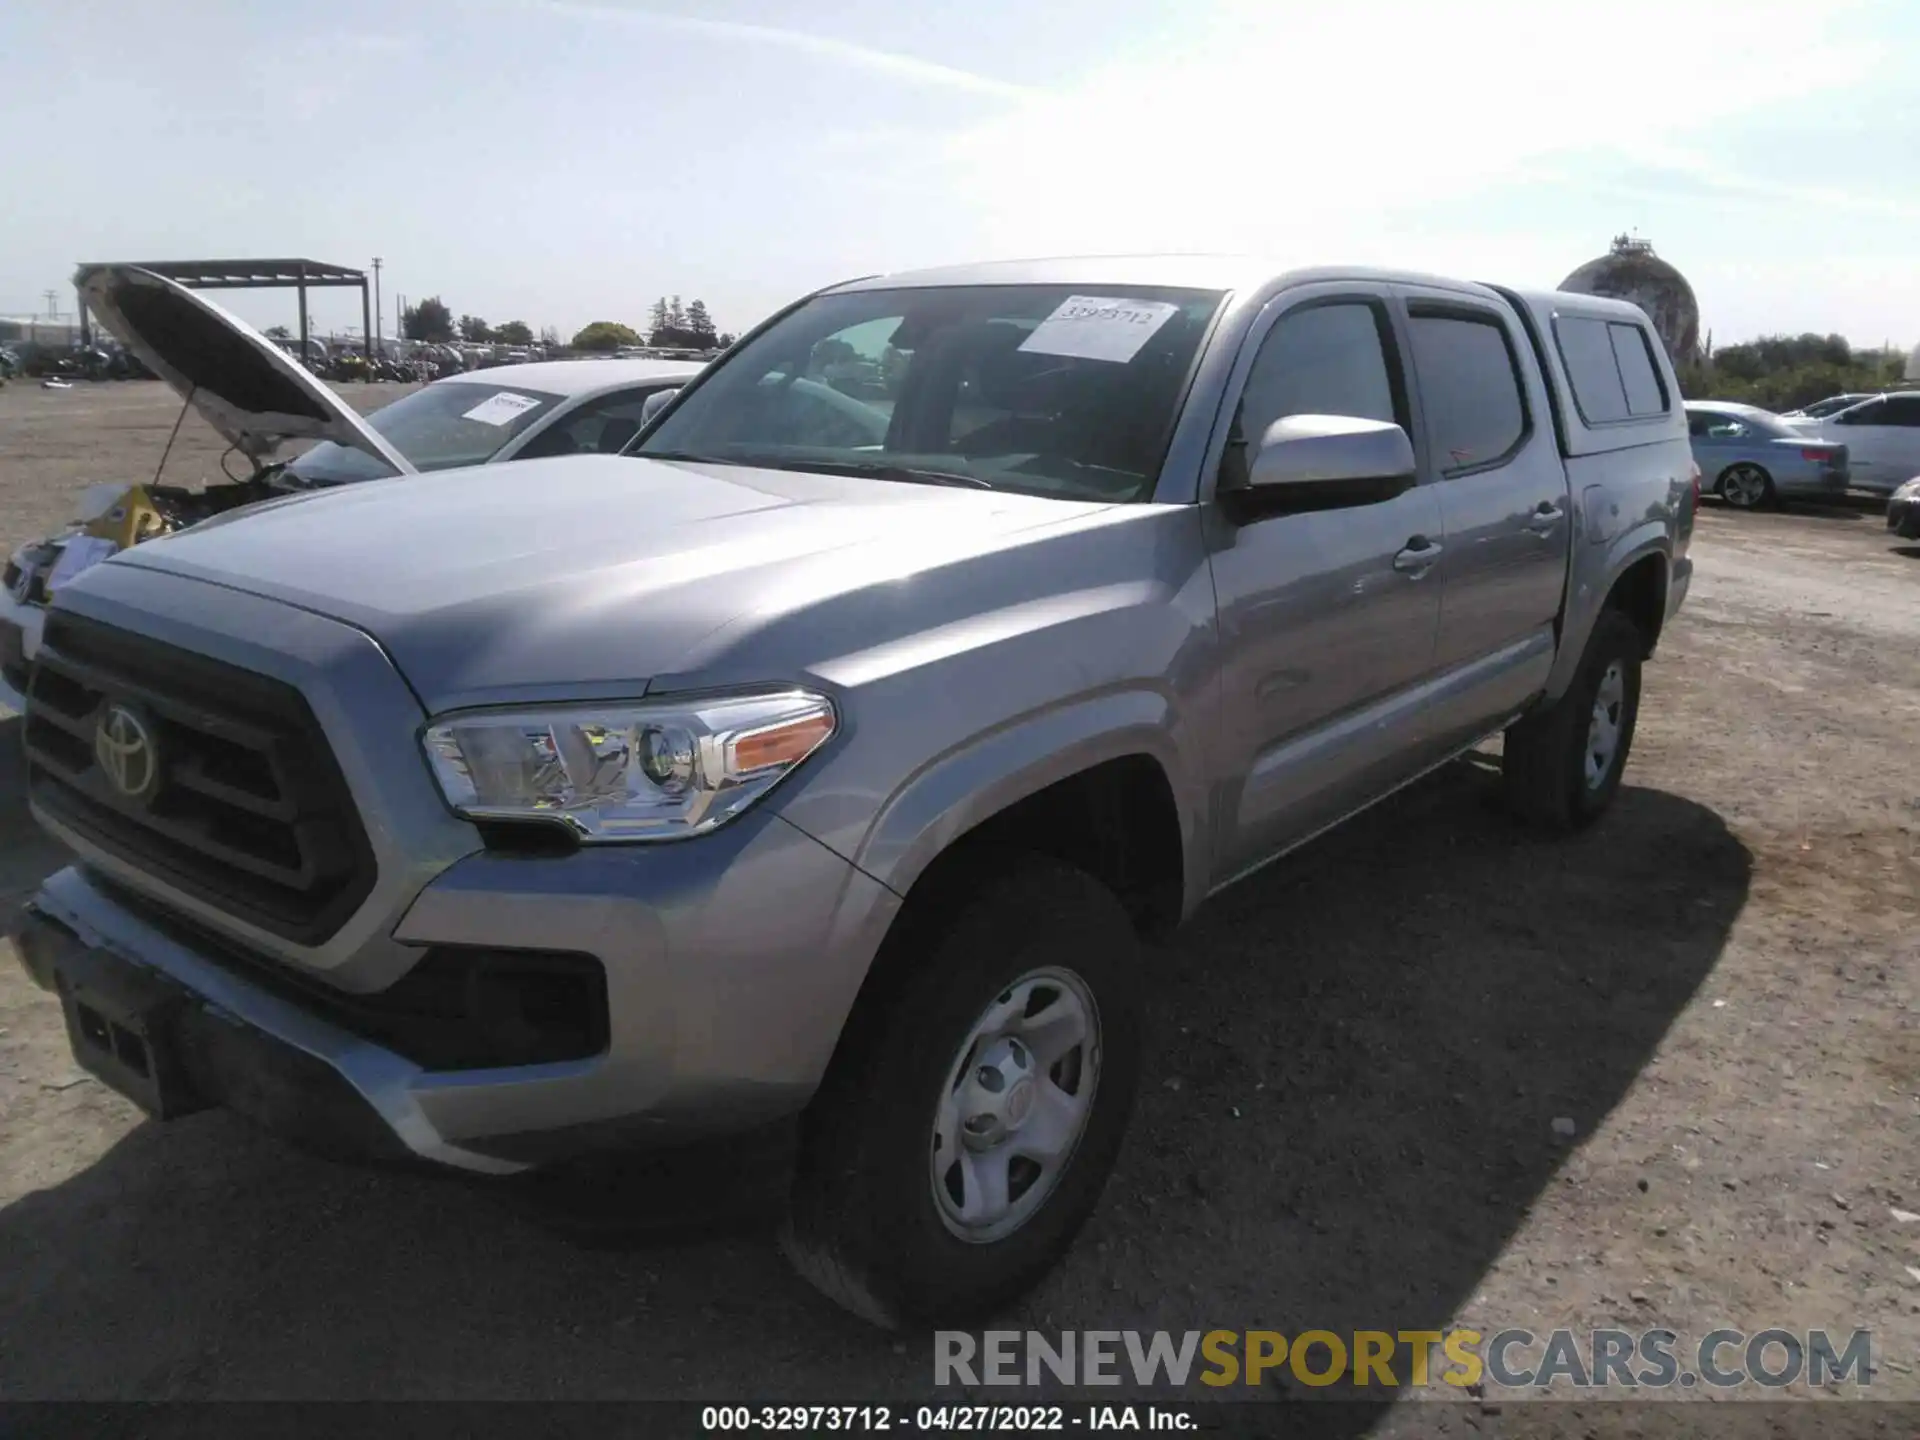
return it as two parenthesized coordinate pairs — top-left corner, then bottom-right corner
(1500, 286), (1665, 325)
(827, 259), (1665, 333)
(826, 255), (1507, 299)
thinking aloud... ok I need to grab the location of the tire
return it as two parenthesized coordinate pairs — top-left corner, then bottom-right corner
(1502, 608), (1645, 832)
(1717, 463), (1775, 511)
(781, 855), (1143, 1328)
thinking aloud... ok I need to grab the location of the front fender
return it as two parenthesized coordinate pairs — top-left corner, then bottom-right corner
(1543, 518), (1669, 703)
(845, 687), (1208, 917)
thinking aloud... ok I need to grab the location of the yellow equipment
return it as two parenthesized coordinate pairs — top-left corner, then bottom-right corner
(81, 485), (171, 552)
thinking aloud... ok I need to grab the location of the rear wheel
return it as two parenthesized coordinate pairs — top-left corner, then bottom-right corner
(1718, 463), (1774, 510)
(781, 856), (1142, 1328)
(1502, 609), (1645, 832)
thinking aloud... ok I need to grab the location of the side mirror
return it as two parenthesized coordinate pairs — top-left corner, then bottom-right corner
(1230, 414), (1416, 517)
(639, 386), (680, 427)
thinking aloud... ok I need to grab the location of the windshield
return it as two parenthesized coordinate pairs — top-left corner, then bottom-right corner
(1801, 395), (1866, 418)
(284, 381), (564, 484)
(637, 283), (1225, 502)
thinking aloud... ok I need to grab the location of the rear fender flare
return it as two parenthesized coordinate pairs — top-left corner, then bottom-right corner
(1543, 525), (1669, 704)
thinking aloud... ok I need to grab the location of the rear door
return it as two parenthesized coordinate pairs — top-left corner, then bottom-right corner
(1395, 287), (1571, 748)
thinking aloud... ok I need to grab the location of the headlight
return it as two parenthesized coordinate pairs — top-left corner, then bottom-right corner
(421, 689), (836, 842)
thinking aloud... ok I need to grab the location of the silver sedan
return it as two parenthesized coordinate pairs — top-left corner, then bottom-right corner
(1686, 401), (1849, 509)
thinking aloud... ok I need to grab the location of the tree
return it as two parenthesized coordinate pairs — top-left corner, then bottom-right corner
(571, 321), (642, 352)
(264, 324), (291, 341)
(648, 297), (670, 338)
(538, 325), (560, 347)
(1675, 331), (1908, 412)
(686, 299), (717, 347)
(402, 297), (454, 342)
(494, 320), (534, 346)
(459, 314), (492, 343)
(716, 332), (737, 350)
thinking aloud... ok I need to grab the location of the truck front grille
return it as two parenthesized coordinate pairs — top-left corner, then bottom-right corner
(24, 611), (377, 945)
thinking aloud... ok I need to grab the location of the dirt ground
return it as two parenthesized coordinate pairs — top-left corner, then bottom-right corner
(0, 380), (1916, 1423)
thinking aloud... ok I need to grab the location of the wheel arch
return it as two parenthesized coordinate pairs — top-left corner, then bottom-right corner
(853, 689), (1206, 936)
(1543, 533), (1671, 703)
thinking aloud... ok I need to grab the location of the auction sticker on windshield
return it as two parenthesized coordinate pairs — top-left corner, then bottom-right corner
(1018, 296), (1180, 363)
(461, 391), (544, 426)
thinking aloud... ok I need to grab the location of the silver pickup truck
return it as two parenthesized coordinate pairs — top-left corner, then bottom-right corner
(15, 257), (1695, 1328)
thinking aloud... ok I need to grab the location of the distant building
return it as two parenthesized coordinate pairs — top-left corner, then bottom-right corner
(1560, 235), (1701, 366)
(0, 317), (83, 348)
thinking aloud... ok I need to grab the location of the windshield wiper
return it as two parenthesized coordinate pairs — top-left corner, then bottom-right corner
(637, 448), (752, 466)
(763, 457), (995, 490)
(637, 449), (993, 489)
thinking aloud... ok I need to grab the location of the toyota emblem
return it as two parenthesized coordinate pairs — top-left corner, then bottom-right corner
(94, 703), (160, 804)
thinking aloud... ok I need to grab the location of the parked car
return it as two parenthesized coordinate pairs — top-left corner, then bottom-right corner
(1780, 391), (1920, 495)
(0, 265), (703, 692)
(13, 257), (1693, 1327)
(1780, 392), (1880, 422)
(1685, 400), (1849, 509)
(1887, 475), (1920, 540)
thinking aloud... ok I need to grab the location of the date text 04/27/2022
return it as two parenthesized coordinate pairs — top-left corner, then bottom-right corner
(698, 1403), (1197, 1432)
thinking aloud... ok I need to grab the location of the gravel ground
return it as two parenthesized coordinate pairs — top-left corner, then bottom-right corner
(0, 381), (1916, 1425)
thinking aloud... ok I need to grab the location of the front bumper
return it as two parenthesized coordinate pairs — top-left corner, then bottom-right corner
(20, 803), (900, 1171)
(16, 898), (425, 1166)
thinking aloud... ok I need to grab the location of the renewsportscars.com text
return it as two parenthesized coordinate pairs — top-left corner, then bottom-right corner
(934, 1328), (1873, 1391)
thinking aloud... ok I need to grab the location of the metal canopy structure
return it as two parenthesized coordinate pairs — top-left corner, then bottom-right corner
(73, 257), (373, 361)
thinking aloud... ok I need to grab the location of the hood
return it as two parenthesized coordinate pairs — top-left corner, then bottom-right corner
(75, 265), (416, 475)
(109, 454), (1129, 710)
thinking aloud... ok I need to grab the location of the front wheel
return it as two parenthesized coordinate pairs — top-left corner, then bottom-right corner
(781, 857), (1142, 1328)
(1718, 463), (1775, 510)
(1502, 609), (1645, 832)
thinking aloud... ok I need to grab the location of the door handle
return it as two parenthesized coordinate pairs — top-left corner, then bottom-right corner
(1527, 501), (1565, 533)
(1392, 537), (1443, 574)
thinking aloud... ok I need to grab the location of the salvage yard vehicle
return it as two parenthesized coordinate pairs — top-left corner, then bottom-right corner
(0, 266), (703, 692)
(14, 257), (1694, 1328)
(1781, 390), (1920, 495)
(1780, 391), (1879, 422)
(1685, 400), (1849, 509)
(1888, 475), (1920, 540)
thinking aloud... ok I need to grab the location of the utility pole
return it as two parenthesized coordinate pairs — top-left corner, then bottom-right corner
(371, 257), (384, 358)
(42, 290), (58, 320)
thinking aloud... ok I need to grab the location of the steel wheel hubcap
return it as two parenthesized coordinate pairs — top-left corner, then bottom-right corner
(1585, 660), (1626, 789)
(930, 966), (1101, 1244)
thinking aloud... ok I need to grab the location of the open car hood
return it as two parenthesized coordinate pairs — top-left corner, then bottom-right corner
(75, 265), (417, 475)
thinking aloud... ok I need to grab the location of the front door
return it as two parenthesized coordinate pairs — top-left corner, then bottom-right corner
(1204, 287), (1444, 887)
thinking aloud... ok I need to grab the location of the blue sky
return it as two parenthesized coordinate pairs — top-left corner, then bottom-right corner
(3, 0), (1915, 348)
